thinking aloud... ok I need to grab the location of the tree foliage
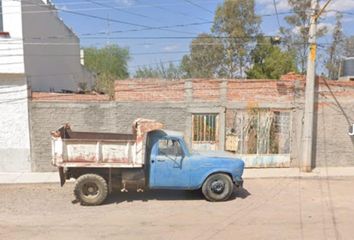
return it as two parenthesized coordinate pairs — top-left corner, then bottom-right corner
(180, 33), (224, 78)
(84, 44), (130, 96)
(135, 62), (183, 79)
(281, 0), (327, 74)
(247, 37), (297, 79)
(212, 0), (260, 78)
(345, 36), (354, 57)
(326, 13), (345, 80)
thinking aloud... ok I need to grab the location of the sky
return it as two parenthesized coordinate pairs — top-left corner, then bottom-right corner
(51, 0), (354, 75)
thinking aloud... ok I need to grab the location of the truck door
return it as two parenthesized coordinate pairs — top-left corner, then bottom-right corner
(150, 138), (190, 189)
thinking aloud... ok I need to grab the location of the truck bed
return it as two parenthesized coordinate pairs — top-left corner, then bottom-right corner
(51, 119), (164, 169)
(51, 126), (143, 168)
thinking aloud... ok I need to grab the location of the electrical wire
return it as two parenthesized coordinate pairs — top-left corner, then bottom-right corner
(182, 0), (214, 15)
(59, 8), (196, 35)
(134, 0), (210, 22)
(272, 0), (282, 29)
(84, 0), (161, 22)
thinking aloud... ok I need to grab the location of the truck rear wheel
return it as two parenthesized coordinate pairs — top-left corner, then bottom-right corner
(202, 173), (233, 202)
(74, 174), (108, 206)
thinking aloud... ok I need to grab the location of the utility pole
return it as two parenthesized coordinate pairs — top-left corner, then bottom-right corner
(302, 0), (333, 172)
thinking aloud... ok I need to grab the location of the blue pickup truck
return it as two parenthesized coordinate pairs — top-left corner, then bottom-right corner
(51, 119), (244, 205)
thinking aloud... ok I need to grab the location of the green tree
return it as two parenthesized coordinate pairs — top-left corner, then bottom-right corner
(135, 62), (183, 79)
(281, 0), (327, 74)
(180, 33), (224, 78)
(84, 44), (130, 96)
(326, 13), (345, 80)
(212, 0), (260, 78)
(345, 36), (354, 57)
(247, 37), (297, 79)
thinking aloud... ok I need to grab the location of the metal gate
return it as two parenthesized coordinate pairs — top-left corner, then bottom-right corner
(192, 114), (219, 151)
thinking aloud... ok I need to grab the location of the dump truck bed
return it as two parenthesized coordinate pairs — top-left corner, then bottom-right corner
(51, 119), (164, 169)
(52, 127), (143, 168)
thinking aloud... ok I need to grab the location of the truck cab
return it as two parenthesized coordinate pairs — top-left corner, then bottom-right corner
(148, 130), (244, 192)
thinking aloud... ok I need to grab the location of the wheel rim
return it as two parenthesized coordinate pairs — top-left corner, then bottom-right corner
(210, 179), (225, 194)
(82, 182), (99, 198)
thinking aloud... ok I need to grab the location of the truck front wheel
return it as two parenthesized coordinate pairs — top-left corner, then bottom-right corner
(202, 173), (233, 202)
(74, 174), (108, 206)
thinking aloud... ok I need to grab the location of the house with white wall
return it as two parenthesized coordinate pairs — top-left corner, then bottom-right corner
(0, 0), (94, 172)
(0, 0), (94, 91)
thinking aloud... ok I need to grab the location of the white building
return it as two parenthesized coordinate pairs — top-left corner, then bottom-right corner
(0, 0), (94, 172)
(0, 0), (94, 91)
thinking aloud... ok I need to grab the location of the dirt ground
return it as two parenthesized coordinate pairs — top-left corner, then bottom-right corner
(1, 177), (354, 240)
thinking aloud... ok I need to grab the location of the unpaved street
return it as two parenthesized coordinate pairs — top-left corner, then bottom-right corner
(1, 177), (354, 240)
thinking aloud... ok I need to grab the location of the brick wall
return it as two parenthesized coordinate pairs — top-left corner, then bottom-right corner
(226, 80), (296, 102)
(115, 79), (185, 102)
(115, 78), (298, 104)
(192, 79), (221, 102)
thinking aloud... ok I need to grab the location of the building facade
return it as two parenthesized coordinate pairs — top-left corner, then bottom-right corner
(0, 0), (94, 171)
(0, 0), (94, 91)
(28, 74), (354, 172)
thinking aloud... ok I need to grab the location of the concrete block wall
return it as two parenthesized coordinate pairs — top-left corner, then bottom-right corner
(30, 101), (187, 171)
(314, 78), (354, 167)
(315, 101), (354, 167)
(28, 77), (354, 171)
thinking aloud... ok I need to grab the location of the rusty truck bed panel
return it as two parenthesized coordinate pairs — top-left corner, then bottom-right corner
(51, 119), (164, 169)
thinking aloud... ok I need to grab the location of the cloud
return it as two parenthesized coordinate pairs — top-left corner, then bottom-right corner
(257, 0), (290, 13)
(115, 0), (136, 7)
(258, 0), (354, 15)
(163, 44), (179, 52)
(326, 0), (354, 12)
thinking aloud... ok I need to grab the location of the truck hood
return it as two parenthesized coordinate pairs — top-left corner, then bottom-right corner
(190, 150), (244, 171)
(192, 150), (240, 159)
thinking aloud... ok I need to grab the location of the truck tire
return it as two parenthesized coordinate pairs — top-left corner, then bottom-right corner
(74, 174), (108, 206)
(202, 173), (233, 202)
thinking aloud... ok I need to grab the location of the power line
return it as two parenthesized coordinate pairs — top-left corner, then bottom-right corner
(13, 0), (201, 35)
(272, 0), (282, 29)
(135, 0), (210, 22)
(84, 0), (160, 22)
(59, 8), (196, 35)
(182, 0), (214, 15)
(0, 50), (190, 57)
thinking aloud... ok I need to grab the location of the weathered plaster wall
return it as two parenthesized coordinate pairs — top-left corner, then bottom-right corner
(0, 0), (25, 73)
(0, 75), (31, 172)
(22, 0), (94, 92)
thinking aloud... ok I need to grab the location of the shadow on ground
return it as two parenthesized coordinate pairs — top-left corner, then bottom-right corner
(96, 187), (251, 205)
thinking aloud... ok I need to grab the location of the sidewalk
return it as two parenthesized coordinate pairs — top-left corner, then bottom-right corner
(1, 167), (354, 184)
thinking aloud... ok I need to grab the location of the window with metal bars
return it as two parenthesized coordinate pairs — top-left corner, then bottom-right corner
(192, 114), (218, 142)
